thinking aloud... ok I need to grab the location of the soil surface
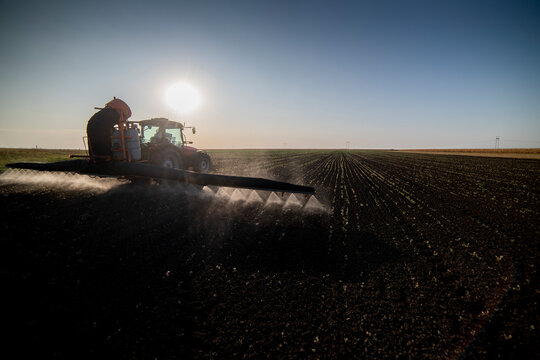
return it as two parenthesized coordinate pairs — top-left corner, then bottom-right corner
(1, 150), (538, 359)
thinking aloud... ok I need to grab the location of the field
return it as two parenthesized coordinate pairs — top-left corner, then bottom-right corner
(1, 150), (538, 359)
(0, 148), (87, 172)
(399, 148), (540, 159)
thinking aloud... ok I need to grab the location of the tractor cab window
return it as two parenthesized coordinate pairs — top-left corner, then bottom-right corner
(166, 128), (183, 146)
(141, 125), (159, 144)
(141, 124), (183, 147)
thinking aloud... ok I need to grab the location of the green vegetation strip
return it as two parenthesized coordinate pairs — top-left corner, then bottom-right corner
(0, 148), (87, 173)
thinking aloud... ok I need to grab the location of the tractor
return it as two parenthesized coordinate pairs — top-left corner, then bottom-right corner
(85, 98), (211, 173)
(8, 98), (315, 195)
(136, 118), (212, 173)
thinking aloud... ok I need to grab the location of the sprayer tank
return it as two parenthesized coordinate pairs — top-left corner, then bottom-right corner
(111, 128), (141, 161)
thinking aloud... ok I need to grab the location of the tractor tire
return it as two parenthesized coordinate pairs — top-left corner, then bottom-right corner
(152, 149), (184, 169)
(195, 152), (212, 173)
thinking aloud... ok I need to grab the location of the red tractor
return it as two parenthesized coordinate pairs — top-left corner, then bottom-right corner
(136, 118), (212, 173)
(86, 98), (211, 173)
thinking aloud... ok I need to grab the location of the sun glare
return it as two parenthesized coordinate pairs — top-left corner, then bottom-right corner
(165, 81), (201, 114)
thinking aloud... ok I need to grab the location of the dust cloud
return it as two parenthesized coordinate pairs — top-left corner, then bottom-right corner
(0, 169), (121, 193)
(0, 169), (329, 214)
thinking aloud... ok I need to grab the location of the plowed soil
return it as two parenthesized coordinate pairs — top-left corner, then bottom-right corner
(1, 150), (538, 359)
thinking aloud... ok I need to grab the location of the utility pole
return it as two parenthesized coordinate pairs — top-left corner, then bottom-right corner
(495, 137), (500, 149)
(345, 141), (350, 151)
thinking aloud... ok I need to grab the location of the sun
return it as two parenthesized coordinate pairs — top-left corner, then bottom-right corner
(165, 81), (201, 114)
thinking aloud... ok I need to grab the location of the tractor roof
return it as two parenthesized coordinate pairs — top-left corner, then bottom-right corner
(134, 118), (184, 129)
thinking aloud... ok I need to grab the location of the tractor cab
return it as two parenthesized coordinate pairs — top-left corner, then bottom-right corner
(138, 118), (188, 148)
(131, 117), (209, 172)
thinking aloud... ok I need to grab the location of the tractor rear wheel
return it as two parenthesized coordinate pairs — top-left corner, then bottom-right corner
(153, 149), (184, 169)
(151, 149), (184, 185)
(195, 153), (212, 173)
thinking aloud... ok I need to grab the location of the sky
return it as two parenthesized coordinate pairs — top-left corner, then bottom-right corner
(0, 0), (539, 149)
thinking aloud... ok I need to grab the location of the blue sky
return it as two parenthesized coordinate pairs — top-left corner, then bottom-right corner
(1, 0), (539, 149)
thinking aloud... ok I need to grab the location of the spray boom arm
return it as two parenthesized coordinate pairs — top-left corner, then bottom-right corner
(6, 160), (315, 195)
